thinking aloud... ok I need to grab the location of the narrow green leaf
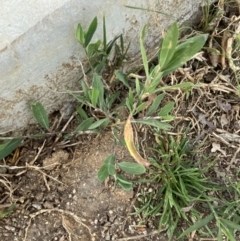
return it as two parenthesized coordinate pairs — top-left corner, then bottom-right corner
(81, 80), (89, 97)
(97, 164), (109, 182)
(104, 155), (116, 175)
(140, 26), (149, 78)
(76, 23), (85, 45)
(154, 82), (194, 93)
(89, 88), (99, 107)
(88, 118), (109, 130)
(115, 71), (130, 88)
(162, 34), (208, 77)
(76, 106), (88, 120)
(135, 77), (141, 96)
(107, 91), (120, 109)
(92, 73), (104, 108)
(106, 34), (121, 55)
(118, 162), (146, 174)
(159, 22), (178, 68)
(159, 102), (174, 116)
(31, 102), (50, 131)
(178, 214), (214, 239)
(135, 119), (172, 130)
(161, 115), (174, 121)
(134, 102), (147, 115)
(146, 93), (165, 116)
(103, 15), (107, 52)
(75, 117), (94, 132)
(220, 218), (240, 231)
(84, 17), (98, 47)
(0, 138), (23, 161)
(0, 204), (15, 219)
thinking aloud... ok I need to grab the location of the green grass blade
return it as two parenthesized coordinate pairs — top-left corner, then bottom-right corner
(220, 218), (240, 231)
(159, 22), (178, 68)
(140, 26), (149, 78)
(0, 138), (23, 161)
(103, 15), (107, 52)
(159, 102), (174, 116)
(92, 73), (105, 109)
(31, 102), (50, 131)
(178, 214), (214, 239)
(88, 118), (109, 130)
(75, 117), (94, 132)
(89, 88), (99, 107)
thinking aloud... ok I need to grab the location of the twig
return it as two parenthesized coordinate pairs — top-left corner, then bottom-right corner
(24, 208), (92, 241)
(30, 139), (46, 165)
(117, 230), (163, 241)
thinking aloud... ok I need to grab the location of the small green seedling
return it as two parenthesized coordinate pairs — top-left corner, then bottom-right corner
(97, 154), (146, 191)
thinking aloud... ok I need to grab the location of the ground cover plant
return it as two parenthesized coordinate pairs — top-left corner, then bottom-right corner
(1, 0), (240, 240)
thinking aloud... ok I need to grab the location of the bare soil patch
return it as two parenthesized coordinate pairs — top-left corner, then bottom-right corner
(0, 133), (168, 241)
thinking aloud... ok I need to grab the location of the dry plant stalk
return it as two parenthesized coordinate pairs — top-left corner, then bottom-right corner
(124, 116), (150, 167)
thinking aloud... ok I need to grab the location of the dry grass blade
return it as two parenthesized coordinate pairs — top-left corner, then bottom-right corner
(124, 116), (150, 167)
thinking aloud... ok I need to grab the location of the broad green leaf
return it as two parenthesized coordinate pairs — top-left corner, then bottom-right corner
(75, 117), (94, 132)
(31, 102), (50, 131)
(116, 174), (132, 184)
(118, 162), (146, 174)
(88, 118), (109, 130)
(0, 138), (23, 161)
(76, 106), (88, 120)
(135, 119), (172, 130)
(76, 23), (85, 45)
(97, 164), (109, 182)
(104, 155), (116, 175)
(88, 88), (99, 107)
(140, 26), (149, 78)
(115, 71), (130, 88)
(159, 102), (174, 116)
(87, 40), (101, 57)
(116, 174), (133, 190)
(84, 17), (98, 47)
(178, 214), (214, 239)
(118, 181), (133, 190)
(0, 204), (15, 219)
(146, 93), (165, 116)
(161, 34), (208, 77)
(159, 22), (178, 68)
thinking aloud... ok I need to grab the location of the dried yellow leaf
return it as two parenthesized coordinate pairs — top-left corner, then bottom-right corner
(124, 116), (150, 167)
